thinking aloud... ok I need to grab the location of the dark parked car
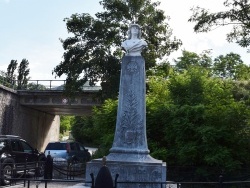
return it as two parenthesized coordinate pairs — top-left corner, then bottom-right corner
(0, 135), (46, 185)
(44, 141), (91, 163)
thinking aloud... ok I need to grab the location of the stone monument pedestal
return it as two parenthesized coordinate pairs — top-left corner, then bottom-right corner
(85, 55), (166, 187)
(86, 155), (166, 188)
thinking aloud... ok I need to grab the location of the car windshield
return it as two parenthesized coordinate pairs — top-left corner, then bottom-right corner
(46, 143), (66, 150)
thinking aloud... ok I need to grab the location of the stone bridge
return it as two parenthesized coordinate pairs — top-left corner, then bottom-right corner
(18, 90), (101, 115)
(0, 80), (102, 151)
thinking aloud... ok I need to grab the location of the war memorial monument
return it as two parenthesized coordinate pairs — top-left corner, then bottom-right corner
(86, 24), (166, 188)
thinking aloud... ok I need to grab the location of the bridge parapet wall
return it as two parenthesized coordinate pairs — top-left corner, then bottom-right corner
(0, 84), (60, 151)
(18, 90), (101, 115)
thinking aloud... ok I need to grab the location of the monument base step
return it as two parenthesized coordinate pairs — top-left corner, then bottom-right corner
(85, 157), (166, 188)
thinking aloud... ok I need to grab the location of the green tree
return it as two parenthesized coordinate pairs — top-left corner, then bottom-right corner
(174, 50), (213, 71)
(232, 80), (250, 104)
(6, 60), (18, 84)
(71, 99), (118, 157)
(70, 53), (250, 181)
(27, 82), (46, 90)
(189, 0), (250, 48)
(212, 52), (247, 79)
(17, 59), (30, 89)
(60, 115), (74, 134)
(234, 63), (250, 80)
(53, 0), (182, 99)
(146, 61), (172, 78)
(145, 67), (250, 181)
(71, 116), (94, 144)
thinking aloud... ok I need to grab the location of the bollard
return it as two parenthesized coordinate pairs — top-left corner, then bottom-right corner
(35, 162), (39, 179)
(11, 163), (17, 186)
(0, 161), (2, 185)
(90, 173), (94, 188)
(67, 162), (73, 180)
(114, 174), (119, 188)
(44, 152), (53, 179)
(219, 174), (223, 188)
(24, 159), (27, 187)
(95, 156), (114, 188)
(27, 180), (30, 188)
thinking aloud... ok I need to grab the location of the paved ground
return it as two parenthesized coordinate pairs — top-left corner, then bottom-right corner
(5, 182), (91, 188)
(5, 180), (178, 188)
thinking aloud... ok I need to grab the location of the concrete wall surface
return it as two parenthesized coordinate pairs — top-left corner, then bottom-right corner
(0, 85), (60, 152)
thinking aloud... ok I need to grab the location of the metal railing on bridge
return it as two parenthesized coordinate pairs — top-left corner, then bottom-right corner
(25, 80), (101, 91)
(0, 71), (101, 91)
(20, 80), (67, 91)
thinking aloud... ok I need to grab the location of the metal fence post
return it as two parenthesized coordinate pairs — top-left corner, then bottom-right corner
(219, 174), (223, 188)
(177, 183), (181, 188)
(90, 173), (94, 188)
(44, 153), (53, 179)
(11, 163), (16, 186)
(24, 159), (27, 187)
(28, 179), (30, 188)
(0, 161), (2, 185)
(114, 174), (119, 188)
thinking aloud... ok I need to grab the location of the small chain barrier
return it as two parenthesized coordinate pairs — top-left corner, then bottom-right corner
(0, 160), (45, 186)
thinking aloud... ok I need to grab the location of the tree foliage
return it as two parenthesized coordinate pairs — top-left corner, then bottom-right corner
(174, 50), (250, 80)
(71, 52), (250, 181)
(60, 115), (74, 134)
(146, 61), (172, 78)
(213, 52), (245, 79)
(71, 116), (94, 144)
(6, 60), (18, 83)
(25, 82), (47, 90)
(71, 100), (118, 156)
(4, 59), (31, 89)
(53, 0), (182, 99)
(232, 80), (250, 104)
(17, 59), (30, 89)
(174, 50), (213, 71)
(189, 0), (250, 49)
(147, 67), (250, 180)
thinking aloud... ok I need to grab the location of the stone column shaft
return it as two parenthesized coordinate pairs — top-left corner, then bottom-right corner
(109, 56), (149, 155)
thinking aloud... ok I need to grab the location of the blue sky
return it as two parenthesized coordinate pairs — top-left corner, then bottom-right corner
(0, 0), (249, 80)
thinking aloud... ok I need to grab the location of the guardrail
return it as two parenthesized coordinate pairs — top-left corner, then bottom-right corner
(23, 80), (102, 91)
(0, 78), (102, 91)
(0, 70), (101, 91)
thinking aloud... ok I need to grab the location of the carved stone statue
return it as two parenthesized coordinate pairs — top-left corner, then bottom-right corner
(121, 24), (147, 56)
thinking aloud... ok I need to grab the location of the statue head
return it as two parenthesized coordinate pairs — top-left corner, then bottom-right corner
(127, 24), (142, 39)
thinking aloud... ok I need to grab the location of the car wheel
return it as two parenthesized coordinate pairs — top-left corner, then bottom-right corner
(2, 164), (12, 185)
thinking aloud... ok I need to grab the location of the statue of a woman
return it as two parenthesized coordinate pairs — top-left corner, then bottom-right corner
(121, 24), (147, 56)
